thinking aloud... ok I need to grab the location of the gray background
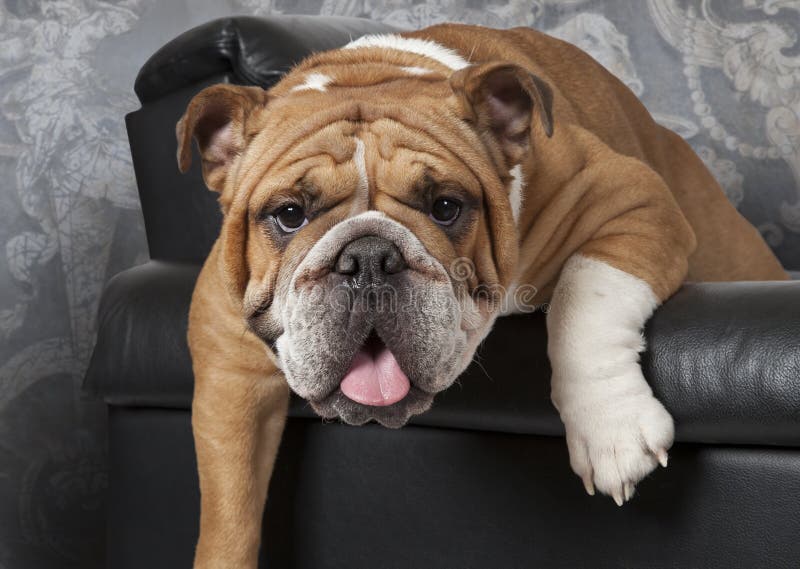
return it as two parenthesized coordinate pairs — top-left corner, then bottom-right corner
(1, 0), (798, 567)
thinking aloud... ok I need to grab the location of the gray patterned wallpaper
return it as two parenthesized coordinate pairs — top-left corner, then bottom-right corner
(0, 1), (798, 567)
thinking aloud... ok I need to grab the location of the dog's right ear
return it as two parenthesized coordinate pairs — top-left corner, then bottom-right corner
(176, 84), (269, 192)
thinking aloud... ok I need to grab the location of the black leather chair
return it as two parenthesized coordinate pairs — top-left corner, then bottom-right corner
(85, 16), (800, 569)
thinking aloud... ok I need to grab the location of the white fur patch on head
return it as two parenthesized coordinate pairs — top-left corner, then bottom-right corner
(291, 72), (333, 92)
(400, 65), (433, 76)
(354, 138), (368, 195)
(350, 137), (369, 213)
(344, 34), (470, 71)
(508, 164), (525, 223)
(547, 255), (673, 506)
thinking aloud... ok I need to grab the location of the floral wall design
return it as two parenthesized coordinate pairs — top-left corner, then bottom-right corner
(0, 1), (797, 567)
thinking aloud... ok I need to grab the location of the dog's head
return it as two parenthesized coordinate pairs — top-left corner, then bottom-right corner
(176, 56), (553, 427)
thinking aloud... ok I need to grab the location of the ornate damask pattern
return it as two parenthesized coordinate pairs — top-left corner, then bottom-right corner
(1, 2), (146, 567)
(648, 0), (800, 241)
(0, 1), (797, 567)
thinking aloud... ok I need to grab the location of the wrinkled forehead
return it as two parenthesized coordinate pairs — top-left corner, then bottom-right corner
(237, 108), (485, 209)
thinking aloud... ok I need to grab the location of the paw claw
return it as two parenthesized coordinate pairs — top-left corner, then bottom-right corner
(560, 390), (674, 506)
(624, 482), (634, 502)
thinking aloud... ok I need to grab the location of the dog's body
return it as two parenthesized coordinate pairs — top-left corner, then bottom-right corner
(177, 24), (787, 568)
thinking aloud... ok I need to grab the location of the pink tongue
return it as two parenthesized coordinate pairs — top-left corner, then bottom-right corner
(340, 342), (410, 406)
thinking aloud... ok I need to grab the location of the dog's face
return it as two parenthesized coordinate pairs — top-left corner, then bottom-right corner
(177, 57), (552, 427)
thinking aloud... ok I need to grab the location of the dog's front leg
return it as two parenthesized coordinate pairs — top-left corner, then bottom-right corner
(547, 253), (675, 505)
(191, 364), (288, 569)
(191, 361), (288, 569)
(189, 274), (289, 569)
(543, 150), (696, 504)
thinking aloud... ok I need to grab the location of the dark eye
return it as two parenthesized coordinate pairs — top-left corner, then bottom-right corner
(430, 197), (461, 226)
(274, 204), (308, 233)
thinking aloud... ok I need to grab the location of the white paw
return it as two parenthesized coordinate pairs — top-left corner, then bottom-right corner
(557, 385), (674, 506)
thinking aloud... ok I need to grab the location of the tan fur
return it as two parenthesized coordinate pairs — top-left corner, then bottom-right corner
(404, 25), (787, 297)
(188, 245), (289, 569)
(177, 24), (787, 568)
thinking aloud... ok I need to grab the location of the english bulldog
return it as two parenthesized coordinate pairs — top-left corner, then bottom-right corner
(176, 24), (788, 568)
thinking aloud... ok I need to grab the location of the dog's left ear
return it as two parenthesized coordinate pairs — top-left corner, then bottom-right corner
(450, 62), (553, 166)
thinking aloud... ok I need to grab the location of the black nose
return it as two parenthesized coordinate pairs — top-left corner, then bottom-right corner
(335, 235), (407, 287)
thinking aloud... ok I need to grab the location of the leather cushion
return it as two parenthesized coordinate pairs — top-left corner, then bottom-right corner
(85, 261), (800, 446)
(135, 16), (396, 102)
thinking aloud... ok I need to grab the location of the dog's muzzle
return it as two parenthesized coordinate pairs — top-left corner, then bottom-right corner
(271, 212), (473, 428)
(332, 235), (412, 407)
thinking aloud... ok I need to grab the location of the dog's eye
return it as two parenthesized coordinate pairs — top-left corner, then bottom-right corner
(430, 197), (461, 226)
(274, 204), (308, 233)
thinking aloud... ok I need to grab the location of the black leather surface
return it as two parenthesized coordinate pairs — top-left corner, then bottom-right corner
(645, 282), (800, 447)
(127, 78), (226, 262)
(86, 261), (800, 446)
(135, 16), (395, 102)
(86, 261), (200, 408)
(108, 407), (800, 569)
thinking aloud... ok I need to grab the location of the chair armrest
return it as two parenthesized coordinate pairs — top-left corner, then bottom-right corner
(86, 261), (800, 446)
(645, 281), (800, 446)
(85, 261), (199, 408)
